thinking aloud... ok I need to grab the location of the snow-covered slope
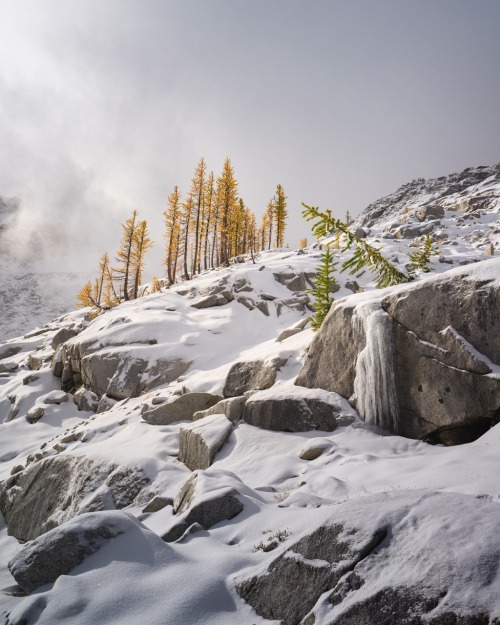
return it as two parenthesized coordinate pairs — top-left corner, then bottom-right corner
(0, 166), (500, 624)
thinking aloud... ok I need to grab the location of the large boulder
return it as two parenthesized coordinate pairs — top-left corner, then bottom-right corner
(243, 386), (358, 432)
(60, 335), (191, 400)
(178, 414), (233, 470)
(0, 454), (149, 541)
(237, 491), (500, 625)
(8, 511), (129, 593)
(223, 358), (286, 397)
(142, 392), (223, 426)
(162, 470), (246, 542)
(296, 259), (500, 443)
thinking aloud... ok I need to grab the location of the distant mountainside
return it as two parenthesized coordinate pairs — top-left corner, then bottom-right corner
(354, 163), (500, 254)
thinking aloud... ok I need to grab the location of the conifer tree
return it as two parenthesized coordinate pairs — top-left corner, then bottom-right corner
(408, 234), (439, 272)
(164, 186), (181, 285)
(131, 219), (154, 299)
(180, 194), (194, 280)
(273, 184), (287, 247)
(149, 276), (161, 293)
(266, 201), (274, 250)
(189, 158), (206, 277)
(308, 244), (337, 331)
(216, 158), (239, 266)
(202, 171), (215, 271)
(114, 210), (139, 301)
(259, 211), (269, 252)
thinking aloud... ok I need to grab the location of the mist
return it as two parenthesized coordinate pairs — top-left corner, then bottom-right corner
(0, 0), (499, 279)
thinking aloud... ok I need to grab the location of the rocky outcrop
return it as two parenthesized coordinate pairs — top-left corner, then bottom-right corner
(296, 259), (500, 443)
(61, 339), (192, 400)
(243, 386), (358, 432)
(237, 491), (500, 625)
(0, 454), (149, 541)
(8, 512), (127, 593)
(162, 470), (245, 542)
(178, 414), (233, 470)
(193, 396), (247, 423)
(142, 392), (223, 425)
(223, 358), (286, 397)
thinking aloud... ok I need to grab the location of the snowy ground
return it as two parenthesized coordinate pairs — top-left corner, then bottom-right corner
(0, 167), (499, 623)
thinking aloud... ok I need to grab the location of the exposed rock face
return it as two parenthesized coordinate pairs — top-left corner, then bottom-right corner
(296, 259), (500, 442)
(0, 454), (149, 541)
(8, 512), (126, 593)
(61, 340), (191, 400)
(243, 387), (358, 432)
(237, 491), (500, 625)
(162, 470), (245, 542)
(142, 392), (223, 426)
(178, 414), (233, 470)
(223, 359), (286, 397)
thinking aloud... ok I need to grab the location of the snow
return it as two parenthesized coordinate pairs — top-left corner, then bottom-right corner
(0, 167), (499, 623)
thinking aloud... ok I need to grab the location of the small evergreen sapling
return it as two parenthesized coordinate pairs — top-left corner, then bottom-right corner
(308, 244), (338, 331)
(408, 234), (439, 272)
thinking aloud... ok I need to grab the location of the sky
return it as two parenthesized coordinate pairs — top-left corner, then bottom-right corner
(0, 0), (499, 275)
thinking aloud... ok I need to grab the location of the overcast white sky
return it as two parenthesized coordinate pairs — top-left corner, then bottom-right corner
(0, 0), (499, 272)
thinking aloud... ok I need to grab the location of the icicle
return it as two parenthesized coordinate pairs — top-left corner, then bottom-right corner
(353, 300), (399, 432)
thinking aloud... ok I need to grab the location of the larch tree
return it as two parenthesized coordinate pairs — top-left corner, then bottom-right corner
(266, 200), (274, 250)
(216, 158), (239, 266)
(189, 157), (206, 277)
(114, 209), (139, 301)
(273, 184), (287, 247)
(202, 171), (215, 271)
(131, 219), (154, 299)
(164, 186), (182, 285)
(180, 193), (194, 280)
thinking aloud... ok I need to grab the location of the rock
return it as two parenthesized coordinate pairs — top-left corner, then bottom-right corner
(191, 293), (229, 309)
(345, 280), (363, 294)
(25, 406), (45, 423)
(142, 392), (223, 426)
(223, 360), (281, 398)
(299, 441), (329, 460)
(42, 390), (69, 405)
(178, 414), (233, 470)
(96, 395), (117, 413)
(273, 271), (316, 292)
(8, 511), (138, 593)
(243, 386), (357, 432)
(0, 344), (22, 360)
(415, 204), (445, 221)
(61, 339), (191, 399)
(162, 470), (245, 542)
(296, 259), (500, 442)
(142, 496), (173, 513)
(485, 242), (495, 256)
(28, 348), (54, 371)
(51, 346), (63, 377)
(74, 386), (99, 412)
(0, 360), (18, 373)
(277, 318), (309, 342)
(0, 454), (149, 542)
(354, 226), (367, 238)
(255, 301), (270, 316)
(193, 396), (247, 423)
(237, 491), (500, 625)
(51, 327), (78, 350)
(10, 465), (24, 476)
